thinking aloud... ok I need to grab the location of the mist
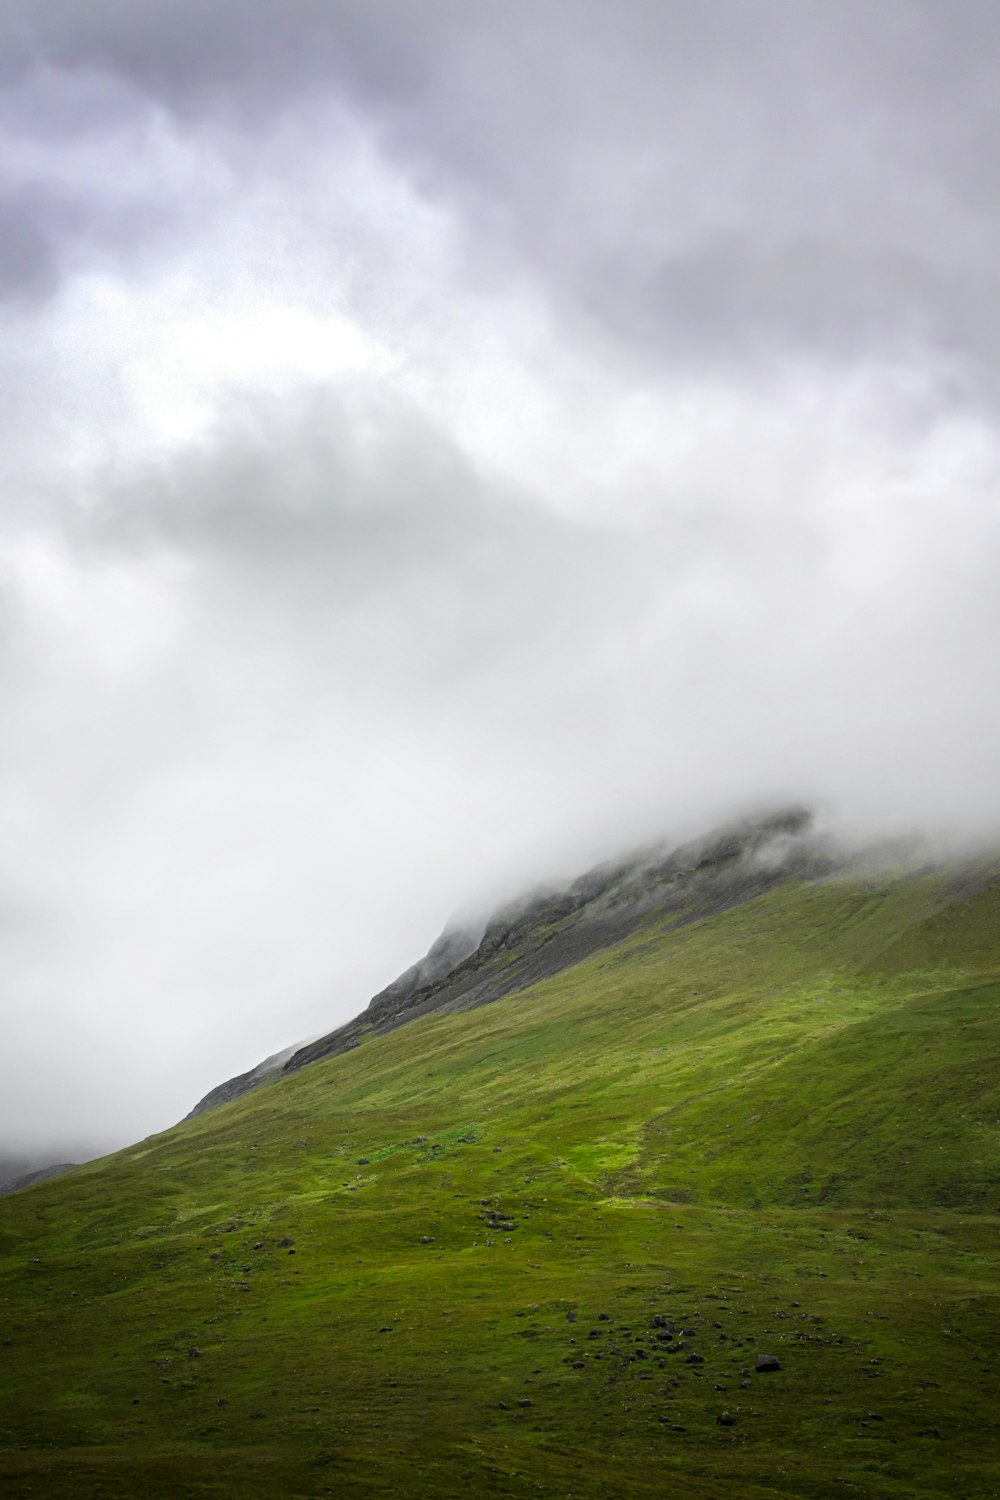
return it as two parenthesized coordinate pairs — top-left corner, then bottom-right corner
(2, 1), (999, 1156)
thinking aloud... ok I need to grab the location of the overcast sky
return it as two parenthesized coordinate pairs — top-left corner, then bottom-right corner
(2, 1), (999, 1161)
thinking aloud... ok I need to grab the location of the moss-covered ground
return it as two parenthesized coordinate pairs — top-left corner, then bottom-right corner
(2, 873), (1000, 1497)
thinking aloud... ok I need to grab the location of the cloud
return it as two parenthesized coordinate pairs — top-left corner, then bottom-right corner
(0, 2), (998, 1154)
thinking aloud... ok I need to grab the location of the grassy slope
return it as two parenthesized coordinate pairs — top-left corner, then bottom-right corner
(2, 873), (1000, 1498)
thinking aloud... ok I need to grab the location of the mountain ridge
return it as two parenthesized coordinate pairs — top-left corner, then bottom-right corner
(187, 806), (830, 1117)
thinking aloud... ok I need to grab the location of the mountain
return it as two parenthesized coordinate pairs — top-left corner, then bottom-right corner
(0, 1162), (77, 1198)
(188, 806), (829, 1116)
(2, 810), (1000, 1498)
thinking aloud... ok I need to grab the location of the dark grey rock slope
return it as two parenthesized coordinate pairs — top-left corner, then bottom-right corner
(185, 1044), (303, 1119)
(187, 807), (832, 1119)
(0, 1162), (77, 1197)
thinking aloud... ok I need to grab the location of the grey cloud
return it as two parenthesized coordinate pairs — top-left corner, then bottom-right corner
(5, 2), (1000, 371)
(0, 183), (65, 300)
(0, 179), (170, 303)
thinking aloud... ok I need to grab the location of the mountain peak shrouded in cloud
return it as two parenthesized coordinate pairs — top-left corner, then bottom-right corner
(1, 2), (999, 1153)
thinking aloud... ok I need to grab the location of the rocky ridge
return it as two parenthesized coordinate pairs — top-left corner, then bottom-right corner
(187, 806), (832, 1119)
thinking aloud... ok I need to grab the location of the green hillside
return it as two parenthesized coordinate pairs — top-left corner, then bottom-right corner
(2, 866), (1000, 1498)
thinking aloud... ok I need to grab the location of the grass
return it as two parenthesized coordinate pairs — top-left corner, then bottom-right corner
(1, 871), (1000, 1496)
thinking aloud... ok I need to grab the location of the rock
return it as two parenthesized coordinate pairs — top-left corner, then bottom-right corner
(598, 1312), (611, 1321)
(277, 1237), (295, 1248)
(755, 1354), (781, 1373)
(685, 1353), (704, 1365)
(517, 1398), (532, 1408)
(188, 1348), (203, 1359)
(716, 1411), (736, 1427)
(358, 1158), (370, 1166)
(252, 1242), (264, 1250)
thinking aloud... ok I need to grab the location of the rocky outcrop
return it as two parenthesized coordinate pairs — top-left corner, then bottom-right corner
(283, 806), (830, 1076)
(187, 806), (833, 1118)
(184, 1044), (303, 1120)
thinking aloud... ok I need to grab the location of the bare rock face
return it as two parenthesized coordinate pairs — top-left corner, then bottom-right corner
(187, 807), (832, 1118)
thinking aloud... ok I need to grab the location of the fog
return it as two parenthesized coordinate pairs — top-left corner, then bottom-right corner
(2, 2), (999, 1157)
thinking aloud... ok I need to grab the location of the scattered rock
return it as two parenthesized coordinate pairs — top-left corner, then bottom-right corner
(517, 1398), (532, 1407)
(717, 1411), (737, 1427)
(277, 1237), (295, 1248)
(755, 1354), (781, 1373)
(357, 1158), (370, 1166)
(188, 1348), (203, 1359)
